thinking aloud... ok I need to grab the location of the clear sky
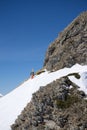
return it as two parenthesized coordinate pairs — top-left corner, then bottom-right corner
(0, 0), (87, 95)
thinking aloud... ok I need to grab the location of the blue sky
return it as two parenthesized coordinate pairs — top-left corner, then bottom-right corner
(0, 0), (87, 95)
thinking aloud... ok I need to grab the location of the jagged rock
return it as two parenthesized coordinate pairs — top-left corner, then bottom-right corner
(11, 77), (87, 130)
(44, 11), (87, 71)
(58, 115), (68, 128)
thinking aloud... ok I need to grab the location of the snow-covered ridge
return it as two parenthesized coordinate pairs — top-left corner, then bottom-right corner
(0, 64), (87, 130)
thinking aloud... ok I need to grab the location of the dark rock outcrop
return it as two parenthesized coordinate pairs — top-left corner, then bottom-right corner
(44, 11), (87, 71)
(11, 77), (87, 130)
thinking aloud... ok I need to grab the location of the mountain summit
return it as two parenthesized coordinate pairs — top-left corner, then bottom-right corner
(44, 11), (87, 71)
(0, 11), (87, 130)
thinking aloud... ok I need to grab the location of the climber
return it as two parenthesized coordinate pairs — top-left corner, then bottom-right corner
(30, 69), (34, 79)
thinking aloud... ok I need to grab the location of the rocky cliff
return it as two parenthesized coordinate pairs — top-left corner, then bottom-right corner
(11, 11), (87, 130)
(44, 11), (87, 71)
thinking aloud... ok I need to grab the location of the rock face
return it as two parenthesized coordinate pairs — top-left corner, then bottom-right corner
(44, 11), (87, 71)
(11, 77), (87, 130)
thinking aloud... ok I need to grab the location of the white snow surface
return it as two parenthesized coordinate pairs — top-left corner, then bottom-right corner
(0, 64), (87, 130)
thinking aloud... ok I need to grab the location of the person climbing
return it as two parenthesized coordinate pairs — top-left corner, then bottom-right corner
(30, 68), (34, 79)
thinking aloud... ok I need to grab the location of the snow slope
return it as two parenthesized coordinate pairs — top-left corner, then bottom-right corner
(0, 64), (87, 130)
